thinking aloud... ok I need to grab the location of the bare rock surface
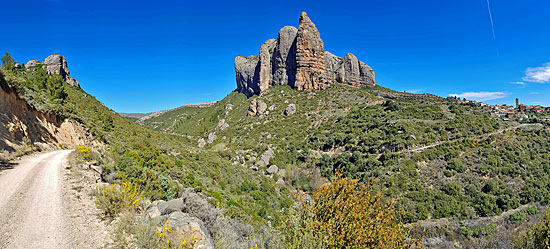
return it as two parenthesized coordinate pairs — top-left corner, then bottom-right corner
(259, 39), (277, 91)
(247, 99), (267, 117)
(256, 148), (275, 167)
(43, 54), (70, 80)
(272, 26), (298, 86)
(234, 12), (375, 96)
(267, 165), (279, 175)
(295, 12), (327, 90)
(158, 198), (185, 215)
(167, 211), (214, 249)
(207, 133), (217, 144)
(26, 60), (40, 68)
(325, 51), (345, 83)
(198, 138), (206, 148)
(234, 55), (260, 97)
(285, 104), (296, 115)
(344, 53), (361, 87)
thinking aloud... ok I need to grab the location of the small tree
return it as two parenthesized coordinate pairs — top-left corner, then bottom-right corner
(46, 74), (67, 101)
(1, 52), (15, 71)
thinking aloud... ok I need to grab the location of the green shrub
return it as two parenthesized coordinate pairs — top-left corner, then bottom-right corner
(515, 211), (550, 249)
(510, 210), (527, 224)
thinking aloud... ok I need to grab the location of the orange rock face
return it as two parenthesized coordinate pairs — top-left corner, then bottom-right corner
(294, 12), (327, 91)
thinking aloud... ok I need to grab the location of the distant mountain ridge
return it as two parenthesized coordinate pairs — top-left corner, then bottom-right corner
(119, 101), (217, 123)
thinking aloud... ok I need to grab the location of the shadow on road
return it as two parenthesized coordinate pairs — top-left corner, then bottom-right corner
(0, 160), (16, 173)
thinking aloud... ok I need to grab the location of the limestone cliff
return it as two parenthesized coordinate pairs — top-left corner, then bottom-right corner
(234, 12), (375, 97)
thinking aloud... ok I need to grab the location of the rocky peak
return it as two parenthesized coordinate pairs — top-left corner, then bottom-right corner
(44, 54), (70, 80)
(259, 39), (277, 92)
(272, 26), (298, 86)
(234, 55), (259, 97)
(25, 54), (81, 88)
(294, 11), (327, 90)
(234, 12), (375, 97)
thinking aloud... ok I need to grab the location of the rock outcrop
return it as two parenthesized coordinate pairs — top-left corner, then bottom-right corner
(44, 54), (70, 80)
(146, 198), (215, 249)
(25, 54), (81, 88)
(294, 12), (327, 90)
(259, 39), (277, 92)
(234, 12), (375, 97)
(285, 104), (296, 115)
(247, 99), (267, 117)
(272, 26), (298, 86)
(234, 55), (259, 97)
(25, 60), (40, 69)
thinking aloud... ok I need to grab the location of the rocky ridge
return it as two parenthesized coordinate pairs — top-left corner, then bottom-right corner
(235, 12), (375, 97)
(26, 54), (81, 88)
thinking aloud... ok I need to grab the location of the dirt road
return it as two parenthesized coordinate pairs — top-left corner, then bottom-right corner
(0, 150), (109, 249)
(408, 124), (539, 153)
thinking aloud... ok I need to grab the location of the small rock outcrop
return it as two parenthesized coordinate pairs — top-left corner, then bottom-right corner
(146, 196), (215, 249)
(256, 148), (275, 167)
(197, 138), (206, 148)
(207, 133), (217, 144)
(267, 165), (279, 175)
(25, 60), (40, 69)
(285, 104), (296, 115)
(234, 12), (375, 97)
(247, 99), (267, 117)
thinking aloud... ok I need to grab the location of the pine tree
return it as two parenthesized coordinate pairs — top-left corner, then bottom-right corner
(1, 52), (15, 71)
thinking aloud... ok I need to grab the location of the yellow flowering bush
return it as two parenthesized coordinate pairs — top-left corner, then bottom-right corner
(156, 219), (197, 249)
(95, 182), (142, 218)
(283, 173), (423, 249)
(75, 145), (91, 160)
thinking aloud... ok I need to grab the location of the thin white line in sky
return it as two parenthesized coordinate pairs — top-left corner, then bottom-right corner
(486, 0), (496, 40)
(485, 0), (499, 55)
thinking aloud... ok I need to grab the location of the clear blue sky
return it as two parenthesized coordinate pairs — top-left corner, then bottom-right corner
(3, 0), (550, 113)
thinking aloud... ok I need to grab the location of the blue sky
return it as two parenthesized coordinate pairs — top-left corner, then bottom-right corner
(3, 0), (550, 113)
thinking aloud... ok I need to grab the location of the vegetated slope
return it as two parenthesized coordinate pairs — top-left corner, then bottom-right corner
(0, 73), (88, 152)
(144, 83), (550, 246)
(0, 58), (292, 231)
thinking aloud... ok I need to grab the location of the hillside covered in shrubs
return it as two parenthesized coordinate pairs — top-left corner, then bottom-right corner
(144, 81), (550, 247)
(3, 47), (550, 248)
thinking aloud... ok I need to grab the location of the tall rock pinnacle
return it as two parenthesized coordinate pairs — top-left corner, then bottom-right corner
(294, 12), (327, 90)
(234, 12), (375, 97)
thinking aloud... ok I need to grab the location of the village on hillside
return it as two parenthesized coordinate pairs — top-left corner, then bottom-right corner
(458, 98), (550, 122)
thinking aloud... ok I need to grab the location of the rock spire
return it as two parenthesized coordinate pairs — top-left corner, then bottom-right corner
(235, 12), (375, 97)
